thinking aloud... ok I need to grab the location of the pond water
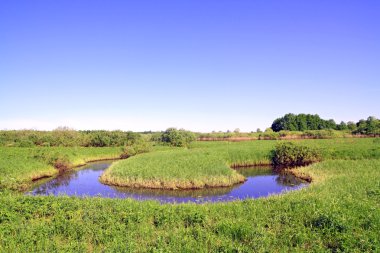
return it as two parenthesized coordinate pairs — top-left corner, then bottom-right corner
(28, 161), (308, 203)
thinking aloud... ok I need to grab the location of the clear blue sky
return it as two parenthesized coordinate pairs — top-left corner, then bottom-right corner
(1, 1), (379, 132)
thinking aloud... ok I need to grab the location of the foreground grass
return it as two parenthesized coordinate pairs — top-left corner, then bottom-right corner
(1, 159), (379, 252)
(0, 147), (122, 190)
(101, 138), (380, 189)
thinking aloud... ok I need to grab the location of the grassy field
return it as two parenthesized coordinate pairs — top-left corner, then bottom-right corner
(0, 147), (122, 190)
(0, 138), (379, 252)
(101, 138), (380, 189)
(0, 159), (379, 252)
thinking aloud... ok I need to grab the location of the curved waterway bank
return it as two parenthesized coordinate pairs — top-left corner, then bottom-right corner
(27, 161), (308, 203)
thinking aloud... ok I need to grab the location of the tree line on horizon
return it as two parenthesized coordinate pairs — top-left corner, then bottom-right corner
(0, 128), (196, 148)
(271, 113), (380, 135)
(0, 114), (379, 147)
(0, 129), (143, 147)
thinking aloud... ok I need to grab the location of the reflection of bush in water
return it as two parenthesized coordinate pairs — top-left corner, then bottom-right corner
(236, 167), (305, 186)
(275, 172), (304, 186)
(234, 167), (273, 177)
(82, 162), (111, 172)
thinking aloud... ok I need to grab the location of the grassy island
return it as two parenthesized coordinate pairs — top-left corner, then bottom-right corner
(100, 149), (246, 189)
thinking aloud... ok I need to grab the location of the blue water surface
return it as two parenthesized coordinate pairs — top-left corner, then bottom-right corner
(29, 161), (307, 203)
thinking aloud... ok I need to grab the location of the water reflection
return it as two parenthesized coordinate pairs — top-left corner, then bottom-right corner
(276, 172), (304, 186)
(29, 161), (308, 203)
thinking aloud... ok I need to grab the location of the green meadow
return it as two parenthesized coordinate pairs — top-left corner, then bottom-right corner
(0, 138), (379, 252)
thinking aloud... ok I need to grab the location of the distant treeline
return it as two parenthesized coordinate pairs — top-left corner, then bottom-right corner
(0, 128), (143, 147)
(1, 115), (379, 147)
(0, 127), (196, 148)
(151, 128), (196, 147)
(271, 114), (380, 135)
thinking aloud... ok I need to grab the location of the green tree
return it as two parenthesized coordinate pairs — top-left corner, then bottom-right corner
(366, 116), (378, 134)
(336, 121), (348, 130)
(354, 116), (380, 135)
(326, 119), (337, 130)
(271, 113), (338, 132)
(160, 128), (196, 147)
(265, 128), (273, 133)
(355, 119), (368, 134)
(347, 121), (357, 131)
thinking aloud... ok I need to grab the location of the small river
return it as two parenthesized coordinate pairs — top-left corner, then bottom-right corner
(28, 161), (307, 203)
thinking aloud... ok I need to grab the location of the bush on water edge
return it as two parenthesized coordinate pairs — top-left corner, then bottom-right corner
(32, 150), (72, 171)
(271, 142), (322, 168)
(119, 139), (153, 159)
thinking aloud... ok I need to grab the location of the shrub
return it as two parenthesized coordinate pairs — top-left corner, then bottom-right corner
(258, 131), (280, 140)
(120, 140), (152, 159)
(18, 140), (35, 147)
(89, 133), (111, 147)
(271, 142), (321, 167)
(52, 156), (71, 171)
(33, 151), (71, 171)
